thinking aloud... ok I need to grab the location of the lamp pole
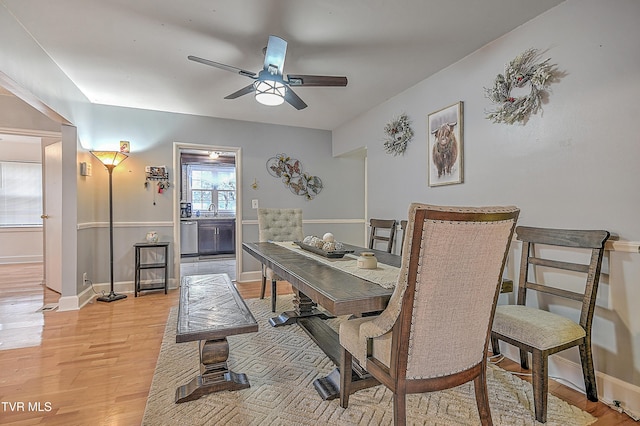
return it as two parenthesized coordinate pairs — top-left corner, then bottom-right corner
(97, 164), (126, 302)
(91, 150), (128, 302)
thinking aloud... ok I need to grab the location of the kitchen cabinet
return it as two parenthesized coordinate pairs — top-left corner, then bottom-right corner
(198, 219), (235, 255)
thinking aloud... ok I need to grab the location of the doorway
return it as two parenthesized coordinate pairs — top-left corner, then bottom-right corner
(173, 143), (242, 282)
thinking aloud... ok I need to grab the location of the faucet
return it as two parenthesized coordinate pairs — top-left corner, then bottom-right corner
(208, 203), (218, 216)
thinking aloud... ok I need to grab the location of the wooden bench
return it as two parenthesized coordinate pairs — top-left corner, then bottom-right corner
(175, 273), (258, 403)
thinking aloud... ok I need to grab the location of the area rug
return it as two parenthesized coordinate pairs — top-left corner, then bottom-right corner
(143, 295), (595, 425)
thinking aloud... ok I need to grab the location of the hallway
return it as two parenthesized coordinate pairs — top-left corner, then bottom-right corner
(180, 256), (236, 281)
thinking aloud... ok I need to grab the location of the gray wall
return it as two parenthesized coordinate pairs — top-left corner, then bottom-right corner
(82, 104), (365, 288)
(333, 0), (640, 409)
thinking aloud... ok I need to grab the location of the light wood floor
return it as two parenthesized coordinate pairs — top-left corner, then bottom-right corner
(0, 263), (633, 425)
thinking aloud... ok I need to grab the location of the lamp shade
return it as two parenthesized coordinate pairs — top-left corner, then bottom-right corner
(254, 80), (286, 106)
(91, 150), (128, 168)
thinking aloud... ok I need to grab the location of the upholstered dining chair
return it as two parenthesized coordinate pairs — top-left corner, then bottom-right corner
(340, 203), (520, 426)
(368, 218), (397, 253)
(257, 208), (304, 312)
(491, 226), (610, 423)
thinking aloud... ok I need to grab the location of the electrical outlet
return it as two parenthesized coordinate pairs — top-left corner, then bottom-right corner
(83, 273), (88, 285)
(252, 199), (259, 209)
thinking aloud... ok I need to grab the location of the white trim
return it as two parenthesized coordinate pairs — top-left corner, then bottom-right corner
(606, 240), (640, 253)
(57, 295), (79, 311)
(173, 142), (243, 286)
(77, 221), (174, 230)
(0, 226), (42, 232)
(237, 270), (262, 283)
(242, 218), (365, 226)
(81, 279), (179, 300)
(0, 127), (61, 139)
(0, 255), (43, 264)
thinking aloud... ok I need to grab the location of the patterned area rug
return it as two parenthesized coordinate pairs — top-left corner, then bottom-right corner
(143, 295), (595, 425)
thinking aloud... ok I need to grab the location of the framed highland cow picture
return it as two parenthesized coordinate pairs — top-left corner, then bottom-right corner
(428, 101), (463, 187)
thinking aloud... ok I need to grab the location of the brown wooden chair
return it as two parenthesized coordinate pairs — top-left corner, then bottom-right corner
(399, 220), (408, 255)
(368, 218), (397, 253)
(340, 204), (520, 425)
(257, 208), (304, 312)
(491, 226), (610, 423)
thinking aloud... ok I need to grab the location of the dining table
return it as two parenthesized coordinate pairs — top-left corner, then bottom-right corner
(242, 241), (399, 400)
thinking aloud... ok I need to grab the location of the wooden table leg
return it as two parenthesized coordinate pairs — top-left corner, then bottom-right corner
(268, 289), (332, 327)
(175, 338), (250, 403)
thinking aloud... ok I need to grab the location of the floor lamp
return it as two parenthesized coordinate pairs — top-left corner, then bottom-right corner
(91, 150), (128, 302)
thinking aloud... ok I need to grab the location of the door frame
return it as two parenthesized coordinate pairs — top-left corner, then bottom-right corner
(0, 127), (63, 296)
(172, 142), (243, 280)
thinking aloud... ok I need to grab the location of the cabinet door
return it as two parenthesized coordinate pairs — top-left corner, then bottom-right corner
(217, 221), (236, 254)
(198, 222), (216, 255)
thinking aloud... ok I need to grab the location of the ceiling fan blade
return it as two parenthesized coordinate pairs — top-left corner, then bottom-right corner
(224, 84), (256, 99)
(188, 55), (257, 78)
(263, 35), (287, 76)
(287, 74), (348, 87)
(284, 87), (307, 110)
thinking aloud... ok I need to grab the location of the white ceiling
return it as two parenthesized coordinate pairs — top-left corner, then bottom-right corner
(2, 0), (563, 130)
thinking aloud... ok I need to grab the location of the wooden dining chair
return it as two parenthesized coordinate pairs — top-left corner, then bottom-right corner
(491, 226), (610, 423)
(257, 208), (304, 312)
(368, 218), (397, 253)
(340, 204), (520, 425)
(399, 220), (408, 255)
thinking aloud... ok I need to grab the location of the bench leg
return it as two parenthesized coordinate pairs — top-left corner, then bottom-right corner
(175, 338), (250, 403)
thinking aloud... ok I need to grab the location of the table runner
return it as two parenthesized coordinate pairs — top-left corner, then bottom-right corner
(272, 241), (398, 289)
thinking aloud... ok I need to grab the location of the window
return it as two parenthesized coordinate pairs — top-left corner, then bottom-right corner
(187, 164), (236, 214)
(0, 161), (43, 226)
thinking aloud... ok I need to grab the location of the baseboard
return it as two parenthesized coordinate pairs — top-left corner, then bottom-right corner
(58, 295), (79, 311)
(81, 279), (179, 303)
(499, 344), (640, 420)
(237, 270), (261, 283)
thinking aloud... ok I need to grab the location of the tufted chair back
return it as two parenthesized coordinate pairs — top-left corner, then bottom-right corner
(257, 208), (304, 312)
(258, 208), (304, 243)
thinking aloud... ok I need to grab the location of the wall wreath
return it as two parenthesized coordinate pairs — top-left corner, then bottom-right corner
(383, 113), (414, 156)
(485, 48), (557, 125)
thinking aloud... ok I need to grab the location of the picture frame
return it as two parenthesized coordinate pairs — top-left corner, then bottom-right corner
(428, 101), (463, 187)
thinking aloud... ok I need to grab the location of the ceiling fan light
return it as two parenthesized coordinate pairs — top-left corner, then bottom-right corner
(254, 80), (286, 106)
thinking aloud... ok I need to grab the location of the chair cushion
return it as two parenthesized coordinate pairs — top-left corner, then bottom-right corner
(339, 316), (392, 369)
(492, 305), (586, 350)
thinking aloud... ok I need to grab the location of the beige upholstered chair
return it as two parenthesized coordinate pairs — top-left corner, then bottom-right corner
(368, 218), (397, 253)
(491, 226), (610, 423)
(257, 208), (304, 312)
(340, 203), (519, 425)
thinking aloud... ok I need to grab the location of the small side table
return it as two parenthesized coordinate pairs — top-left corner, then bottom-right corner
(134, 242), (170, 297)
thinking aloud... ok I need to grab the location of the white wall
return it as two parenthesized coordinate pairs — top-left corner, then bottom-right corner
(333, 0), (640, 415)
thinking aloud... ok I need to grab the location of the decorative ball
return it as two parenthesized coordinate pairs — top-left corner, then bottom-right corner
(322, 241), (337, 252)
(322, 232), (335, 242)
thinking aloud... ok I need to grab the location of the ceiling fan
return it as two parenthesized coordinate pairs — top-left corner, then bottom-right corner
(188, 35), (348, 110)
